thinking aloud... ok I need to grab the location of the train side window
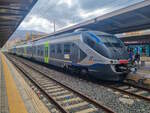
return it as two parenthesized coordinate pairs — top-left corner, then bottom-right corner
(38, 46), (40, 56)
(34, 46), (36, 55)
(39, 46), (41, 56)
(64, 44), (70, 54)
(27, 47), (29, 54)
(30, 47), (32, 55)
(80, 49), (87, 61)
(41, 50), (43, 56)
(57, 44), (62, 54)
(50, 45), (55, 53)
(41, 46), (44, 56)
(39, 50), (40, 56)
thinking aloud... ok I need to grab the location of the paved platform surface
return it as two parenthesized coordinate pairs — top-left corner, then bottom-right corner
(0, 52), (50, 113)
(138, 62), (150, 77)
(0, 53), (9, 113)
(127, 62), (150, 85)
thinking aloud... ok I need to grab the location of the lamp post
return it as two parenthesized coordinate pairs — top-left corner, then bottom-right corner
(54, 20), (56, 33)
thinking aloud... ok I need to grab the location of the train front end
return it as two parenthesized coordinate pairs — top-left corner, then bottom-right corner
(82, 31), (130, 81)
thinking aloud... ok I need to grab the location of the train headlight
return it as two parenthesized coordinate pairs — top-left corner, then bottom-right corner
(110, 60), (119, 64)
(110, 60), (113, 64)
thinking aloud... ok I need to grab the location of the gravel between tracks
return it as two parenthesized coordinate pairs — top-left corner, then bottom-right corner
(11, 55), (150, 113)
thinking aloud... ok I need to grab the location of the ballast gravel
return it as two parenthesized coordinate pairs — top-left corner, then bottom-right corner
(13, 56), (150, 113)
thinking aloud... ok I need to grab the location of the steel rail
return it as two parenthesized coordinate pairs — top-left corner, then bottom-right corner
(102, 84), (150, 102)
(123, 81), (150, 92)
(9, 57), (68, 113)
(7, 54), (115, 113)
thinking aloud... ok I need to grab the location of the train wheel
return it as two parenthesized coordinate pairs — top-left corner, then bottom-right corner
(80, 68), (88, 76)
(63, 65), (69, 73)
(119, 74), (127, 82)
(75, 69), (80, 74)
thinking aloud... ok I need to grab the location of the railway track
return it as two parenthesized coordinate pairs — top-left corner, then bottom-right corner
(101, 81), (150, 102)
(6, 54), (150, 111)
(6, 54), (115, 113)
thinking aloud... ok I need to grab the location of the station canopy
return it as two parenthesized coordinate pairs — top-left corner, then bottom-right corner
(48, 0), (150, 37)
(0, 0), (37, 48)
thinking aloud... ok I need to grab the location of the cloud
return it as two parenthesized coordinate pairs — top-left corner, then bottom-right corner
(58, 0), (73, 8)
(19, 15), (56, 33)
(18, 0), (144, 33)
(79, 8), (108, 19)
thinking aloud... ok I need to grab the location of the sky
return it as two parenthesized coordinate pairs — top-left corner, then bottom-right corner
(18, 0), (144, 33)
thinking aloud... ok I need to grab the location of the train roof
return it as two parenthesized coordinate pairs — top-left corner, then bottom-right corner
(14, 30), (113, 48)
(15, 41), (32, 48)
(33, 29), (111, 42)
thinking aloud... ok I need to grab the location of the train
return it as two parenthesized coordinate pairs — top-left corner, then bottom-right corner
(9, 29), (130, 81)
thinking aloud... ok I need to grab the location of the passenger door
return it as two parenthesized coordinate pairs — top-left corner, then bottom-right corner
(44, 42), (49, 63)
(71, 43), (79, 63)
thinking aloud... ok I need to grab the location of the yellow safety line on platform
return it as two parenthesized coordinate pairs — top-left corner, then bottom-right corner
(6, 55), (50, 113)
(1, 53), (28, 113)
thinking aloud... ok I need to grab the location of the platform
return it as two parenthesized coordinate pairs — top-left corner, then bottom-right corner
(0, 52), (50, 113)
(0, 53), (9, 112)
(127, 61), (150, 86)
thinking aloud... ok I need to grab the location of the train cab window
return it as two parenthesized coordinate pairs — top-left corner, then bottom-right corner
(57, 44), (62, 54)
(86, 38), (95, 48)
(83, 33), (109, 58)
(64, 44), (70, 54)
(97, 35), (124, 48)
(83, 34), (95, 48)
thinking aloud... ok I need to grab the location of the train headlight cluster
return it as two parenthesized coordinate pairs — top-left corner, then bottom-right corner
(110, 60), (128, 64)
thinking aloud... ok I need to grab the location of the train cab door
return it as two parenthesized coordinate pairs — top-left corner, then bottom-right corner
(44, 42), (49, 63)
(71, 43), (79, 63)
